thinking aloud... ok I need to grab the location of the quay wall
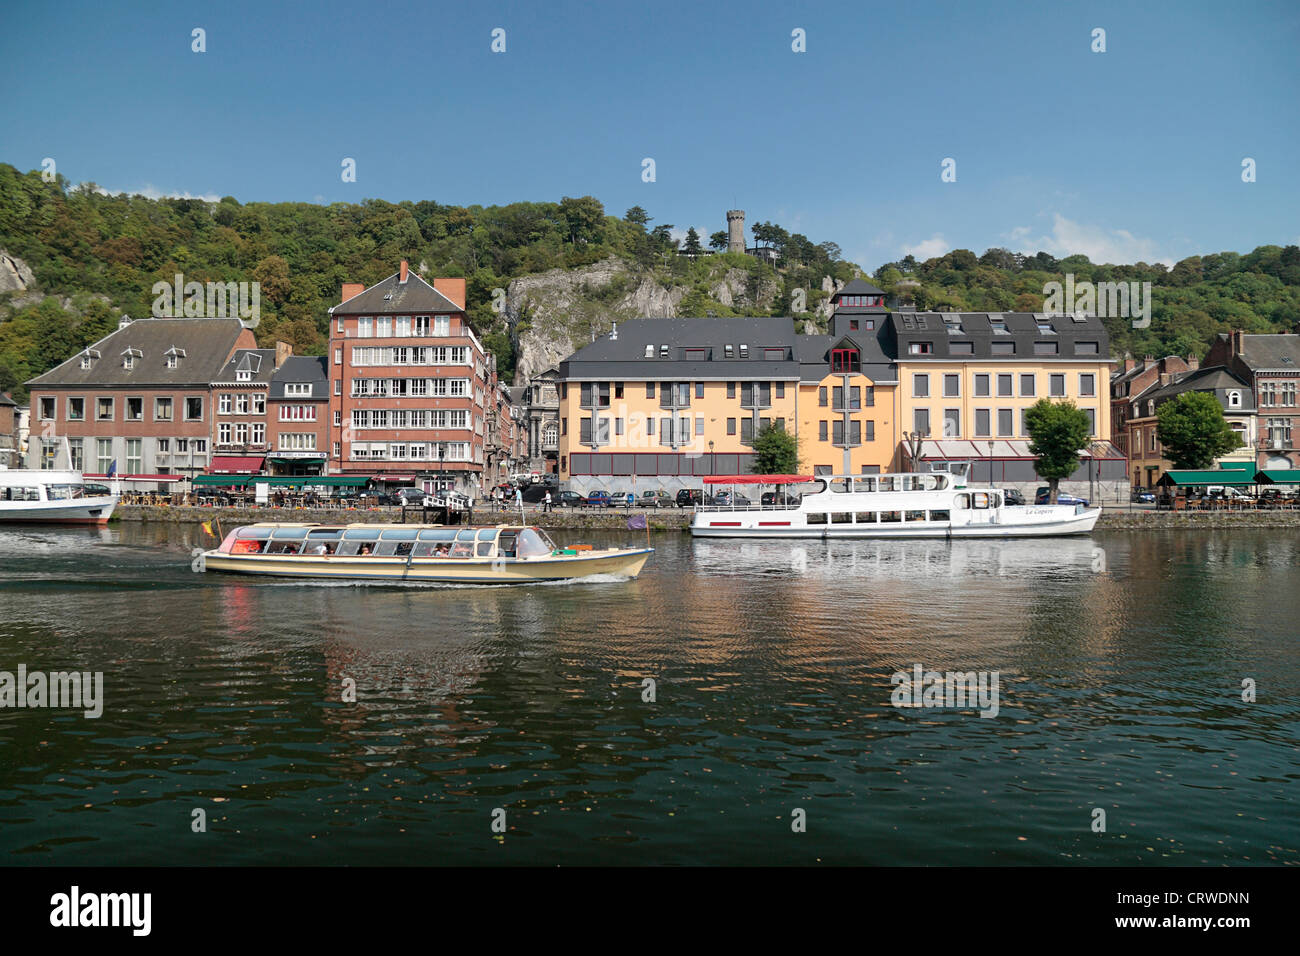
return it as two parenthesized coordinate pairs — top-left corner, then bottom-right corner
(114, 505), (1300, 532)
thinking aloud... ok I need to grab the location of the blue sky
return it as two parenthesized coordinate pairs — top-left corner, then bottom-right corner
(2, 0), (1297, 272)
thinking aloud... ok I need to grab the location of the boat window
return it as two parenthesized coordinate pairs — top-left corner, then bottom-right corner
(231, 539), (266, 554)
(855, 511), (876, 523)
(932, 476), (948, 490)
(476, 529), (498, 541)
(342, 528), (381, 540)
(930, 510), (950, 521)
(853, 478), (876, 493)
(515, 528), (551, 558)
(412, 542), (438, 557)
(455, 529), (477, 542)
(955, 494), (970, 510)
(905, 510), (927, 521)
(306, 529), (344, 540)
(831, 512), (853, 524)
(236, 527), (273, 539)
(271, 527), (309, 539)
(449, 541), (474, 558)
(417, 529), (457, 541)
(807, 480), (827, 495)
(379, 528), (418, 541)
(267, 539), (305, 554)
(990, 494), (1001, 508)
(497, 532), (518, 557)
(880, 510), (902, 523)
(476, 541), (495, 557)
(807, 513), (827, 525)
(918, 475), (940, 491)
(877, 476), (897, 492)
(973, 493), (990, 509)
(46, 484), (76, 500)
(829, 478), (852, 494)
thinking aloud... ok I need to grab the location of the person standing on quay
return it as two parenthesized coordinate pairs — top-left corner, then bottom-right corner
(544, 490), (552, 513)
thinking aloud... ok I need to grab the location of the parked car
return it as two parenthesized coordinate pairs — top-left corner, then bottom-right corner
(1002, 488), (1026, 506)
(356, 490), (398, 506)
(1034, 487), (1089, 506)
(712, 491), (751, 507)
(676, 488), (704, 508)
(584, 490), (613, 508)
(395, 487), (435, 507)
(1131, 489), (1156, 503)
(640, 490), (674, 508)
(760, 491), (800, 506)
(556, 490), (585, 508)
(1207, 485), (1250, 499)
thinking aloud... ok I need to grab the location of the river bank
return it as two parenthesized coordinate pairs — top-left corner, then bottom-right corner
(112, 504), (1300, 531)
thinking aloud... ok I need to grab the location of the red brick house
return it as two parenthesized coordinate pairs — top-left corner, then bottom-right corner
(1204, 331), (1300, 469)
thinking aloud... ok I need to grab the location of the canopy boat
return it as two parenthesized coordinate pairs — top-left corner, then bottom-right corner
(0, 468), (118, 524)
(690, 470), (1100, 538)
(200, 522), (653, 583)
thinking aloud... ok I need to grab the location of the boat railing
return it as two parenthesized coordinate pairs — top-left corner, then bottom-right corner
(694, 502), (802, 513)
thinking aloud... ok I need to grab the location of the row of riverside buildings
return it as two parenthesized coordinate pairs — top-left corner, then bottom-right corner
(19, 266), (1300, 497)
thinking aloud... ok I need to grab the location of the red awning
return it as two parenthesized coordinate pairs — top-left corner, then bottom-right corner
(703, 474), (814, 485)
(373, 474), (416, 482)
(84, 473), (185, 482)
(210, 456), (265, 474)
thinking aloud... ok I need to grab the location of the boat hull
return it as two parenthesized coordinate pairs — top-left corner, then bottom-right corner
(691, 507), (1101, 538)
(0, 495), (118, 524)
(200, 547), (654, 583)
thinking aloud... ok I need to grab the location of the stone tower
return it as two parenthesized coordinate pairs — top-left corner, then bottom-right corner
(726, 210), (745, 254)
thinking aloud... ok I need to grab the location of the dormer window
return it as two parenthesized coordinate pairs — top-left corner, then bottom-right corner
(237, 369), (252, 382)
(121, 347), (142, 370)
(989, 319), (1008, 334)
(909, 342), (934, 355)
(165, 346), (186, 369)
(1037, 321), (1056, 334)
(659, 345), (669, 359)
(644, 345), (654, 358)
(724, 344), (734, 358)
(739, 344), (749, 358)
(1148, 400), (1155, 416)
(831, 348), (860, 373)
(1228, 390), (1241, 408)
(79, 348), (100, 370)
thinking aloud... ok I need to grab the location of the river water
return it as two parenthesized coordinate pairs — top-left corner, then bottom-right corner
(0, 522), (1296, 865)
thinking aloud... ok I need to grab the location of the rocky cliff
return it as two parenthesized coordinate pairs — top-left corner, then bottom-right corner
(508, 256), (795, 382)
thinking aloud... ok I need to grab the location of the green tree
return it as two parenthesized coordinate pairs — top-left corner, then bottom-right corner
(1024, 399), (1092, 503)
(708, 230), (728, 251)
(1156, 391), (1242, 468)
(623, 206), (650, 228)
(752, 423), (799, 474)
(683, 227), (703, 255)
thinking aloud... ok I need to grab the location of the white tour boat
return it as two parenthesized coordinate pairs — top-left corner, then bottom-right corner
(0, 468), (119, 524)
(200, 522), (653, 583)
(689, 470), (1100, 539)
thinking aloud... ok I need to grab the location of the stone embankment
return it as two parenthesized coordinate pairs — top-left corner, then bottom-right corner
(117, 505), (1300, 532)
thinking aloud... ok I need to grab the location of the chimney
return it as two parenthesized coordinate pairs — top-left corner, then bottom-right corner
(275, 340), (293, 368)
(1185, 354), (1199, 370)
(1159, 372), (1174, 386)
(1124, 357), (1136, 373)
(1143, 354), (1155, 364)
(433, 277), (467, 311)
(340, 283), (365, 304)
(1231, 329), (1244, 354)
(609, 322), (618, 341)
(399, 260), (409, 284)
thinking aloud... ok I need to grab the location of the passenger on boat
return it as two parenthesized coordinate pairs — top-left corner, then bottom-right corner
(359, 543), (373, 555)
(312, 543), (328, 555)
(232, 539), (265, 555)
(434, 543), (451, 557)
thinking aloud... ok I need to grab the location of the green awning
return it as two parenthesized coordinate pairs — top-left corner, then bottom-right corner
(1255, 470), (1300, 485)
(1157, 470), (1256, 487)
(192, 474), (252, 488)
(1217, 461), (1255, 471)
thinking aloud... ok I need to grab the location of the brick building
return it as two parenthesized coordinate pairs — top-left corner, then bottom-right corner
(267, 355), (329, 476)
(1204, 331), (1300, 470)
(25, 317), (256, 483)
(0, 391), (18, 468)
(327, 262), (500, 492)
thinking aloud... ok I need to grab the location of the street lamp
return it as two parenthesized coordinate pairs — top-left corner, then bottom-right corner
(987, 440), (995, 487)
(438, 441), (446, 492)
(708, 440), (714, 476)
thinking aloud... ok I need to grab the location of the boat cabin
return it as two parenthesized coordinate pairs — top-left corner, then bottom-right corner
(221, 525), (558, 560)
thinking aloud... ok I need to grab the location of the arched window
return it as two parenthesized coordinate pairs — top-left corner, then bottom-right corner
(1228, 390), (1241, 408)
(543, 423), (558, 446)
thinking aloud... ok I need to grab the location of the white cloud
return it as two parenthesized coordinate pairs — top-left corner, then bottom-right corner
(902, 235), (948, 259)
(81, 182), (222, 202)
(1007, 214), (1174, 266)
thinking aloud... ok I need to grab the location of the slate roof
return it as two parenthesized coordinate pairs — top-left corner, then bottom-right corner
(1231, 334), (1300, 370)
(0, 391), (15, 407)
(212, 349), (276, 385)
(885, 312), (1112, 362)
(331, 270), (462, 315)
(1130, 365), (1254, 413)
(26, 318), (249, 388)
(560, 318), (803, 380)
(268, 356), (328, 401)
(832, 279), (885, 298)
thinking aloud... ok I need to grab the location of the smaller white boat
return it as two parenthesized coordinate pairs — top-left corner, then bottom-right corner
(690, 468), (1100, 539)
(200, 522), (653, 583)
(0, 468), (119, 524)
